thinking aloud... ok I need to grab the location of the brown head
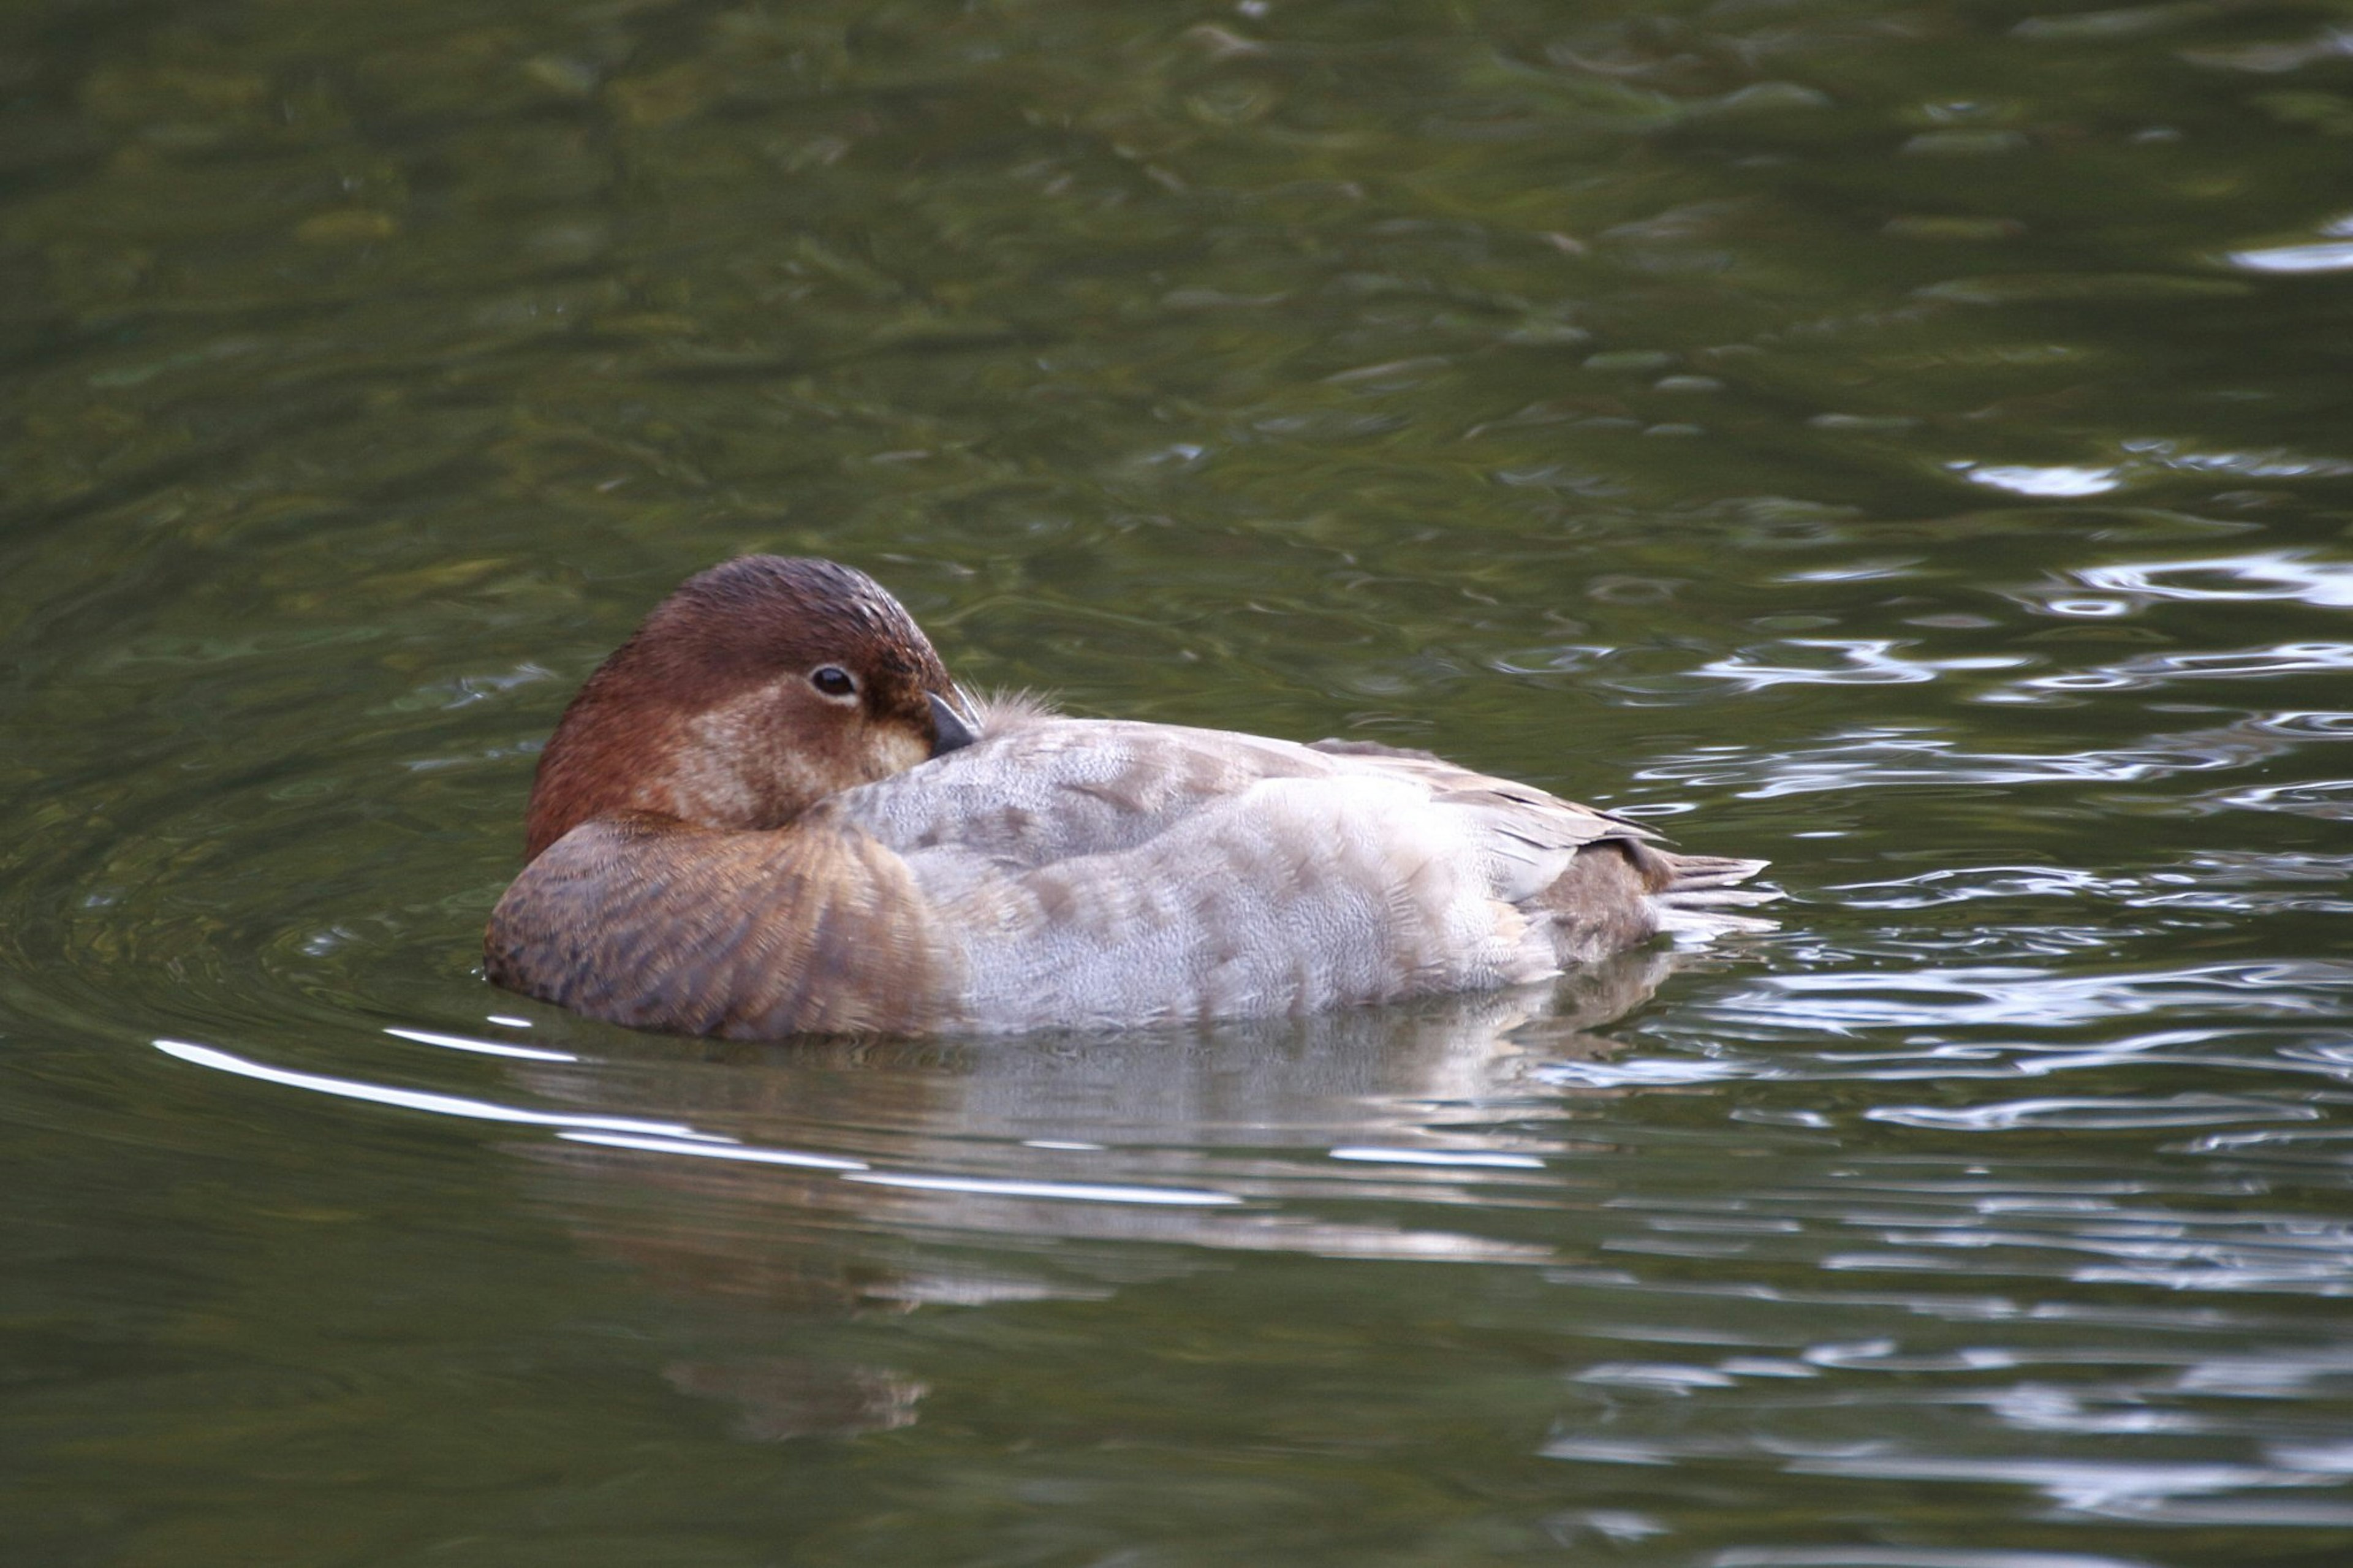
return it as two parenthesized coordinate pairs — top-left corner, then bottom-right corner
(520, 556), (978, 862)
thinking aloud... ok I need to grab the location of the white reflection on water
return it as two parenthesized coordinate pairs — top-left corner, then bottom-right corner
(2142, 444), (2353, 480)
(153, 1038), (727, 1141)
(2227, 239), (2353, 273)
(1785, 1452), (2349, 1515)
(1543, 1267), (2353, 1522)
(159, 1037), (1258, 1206)
(1330, 1145), (1548, 1168)
(1834, 854), (2353, 914)
(839, 1169), (1243, 1205)
(2018, 642), (2353, 694)
(1963, 464), (2121, 498)
(2203, 777), (2353, 820)
(1634, 548), (2353, 717)
(1534, 1055), (1762, 1088)
(382, 1025), (577, 1062)
(1865, 1096), (2318, 1131)
(1984, 1382), (2207, 1436)
(1729, 962), (2353, 1027)
(1640, 708), (2353, 797)
(1710, 1550), (2149, 1567)
(1957, 450), (2353, 501)
(559, 1129), (866, 1172)
(1689, 640), (2029, 691)
(2077, 550), (2353, 606)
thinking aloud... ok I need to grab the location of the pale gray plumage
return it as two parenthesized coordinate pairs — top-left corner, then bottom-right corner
(821, 694), (1764, 1031)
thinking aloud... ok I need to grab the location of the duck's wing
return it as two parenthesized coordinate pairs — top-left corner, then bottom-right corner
(1308, 735), (1659, 838)
(836, 713), (1343, 869)
(1302, 735), (1667, 902)
(1311, 735), (1775, 939)
(832, 716), (1758, 1029)
(843, 706), (1660, 873)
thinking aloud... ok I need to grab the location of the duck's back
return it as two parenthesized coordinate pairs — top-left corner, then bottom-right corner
(829, 700), (1739, 1031)
(487, 699), (1765, 1037)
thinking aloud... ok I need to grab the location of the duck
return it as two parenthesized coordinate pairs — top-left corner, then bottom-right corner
(484, 555), (1770, 1038)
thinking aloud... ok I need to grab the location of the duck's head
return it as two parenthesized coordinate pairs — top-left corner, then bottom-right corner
(521, 556), (978, 862)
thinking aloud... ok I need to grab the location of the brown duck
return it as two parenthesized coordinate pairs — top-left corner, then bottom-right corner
(486, 556), (1770, 1037)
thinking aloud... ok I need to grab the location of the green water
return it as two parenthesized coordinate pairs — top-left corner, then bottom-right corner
(9, 0), (2353, 1562)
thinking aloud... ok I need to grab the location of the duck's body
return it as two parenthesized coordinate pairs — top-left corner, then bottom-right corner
(485, 558), (1768, 1038)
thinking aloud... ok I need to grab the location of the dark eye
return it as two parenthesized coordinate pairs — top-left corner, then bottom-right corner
(808, 665), (858, 699)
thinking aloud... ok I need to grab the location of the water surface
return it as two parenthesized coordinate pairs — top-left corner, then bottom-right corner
(7, 1), (2353, 1563)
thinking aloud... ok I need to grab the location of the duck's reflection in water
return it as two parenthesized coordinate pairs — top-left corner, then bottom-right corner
(659, 1357), (928, 1444)
(509, 953), (1679, 1439)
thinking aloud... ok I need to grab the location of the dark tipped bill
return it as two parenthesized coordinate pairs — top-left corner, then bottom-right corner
(928, 691), (980, 756)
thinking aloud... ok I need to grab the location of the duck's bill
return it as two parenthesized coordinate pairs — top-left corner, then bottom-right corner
(928, 691), (981, 756)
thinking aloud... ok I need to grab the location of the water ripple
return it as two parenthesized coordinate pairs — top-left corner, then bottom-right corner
(1783, 1453), (2345, 1516)
(1701, 962), (2353, 1035)
(2031, 549), (2353, 611)
(1683, 640), (2029, 692)
(1637, 708), (2353, 800)
(1711, 1550), (2153, 1568)
(2017, 642), (2353, 694)
(1864, 1096), (2319, 1132)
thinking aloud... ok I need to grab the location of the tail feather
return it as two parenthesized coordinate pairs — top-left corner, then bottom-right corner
(1658, 854), (1771, 890)
(1650, 852), (1778, 944)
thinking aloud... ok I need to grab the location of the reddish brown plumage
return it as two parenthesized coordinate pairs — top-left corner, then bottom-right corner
(521, 558), (962, 862)
(487, 808), (963, 1036)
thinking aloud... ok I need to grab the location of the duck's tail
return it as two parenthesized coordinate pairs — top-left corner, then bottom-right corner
(1648, 852), (1778, 944)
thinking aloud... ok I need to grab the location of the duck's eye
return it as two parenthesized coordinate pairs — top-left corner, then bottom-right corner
(808, 665), (858, 699)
